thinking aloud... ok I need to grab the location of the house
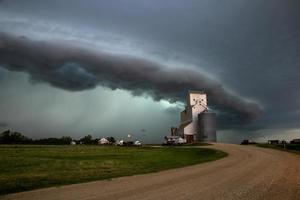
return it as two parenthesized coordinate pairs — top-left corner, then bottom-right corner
(98, 138), (109, 145)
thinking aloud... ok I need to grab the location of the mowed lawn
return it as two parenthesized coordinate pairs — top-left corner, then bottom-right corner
(0, 145), (227, 195)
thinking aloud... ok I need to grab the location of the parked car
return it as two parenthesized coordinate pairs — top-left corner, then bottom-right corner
(241, 140), (257, 145)
(116, 140), (135, 146)
(163, 136), (186, 145)
(116, 140), (124, 146)
(134, 140), (142, 146)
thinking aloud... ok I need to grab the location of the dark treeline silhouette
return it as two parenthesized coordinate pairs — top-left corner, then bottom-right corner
(0, 130), (115, 145)
(34, 136), (72, 145)
(0, 130), (32, 144)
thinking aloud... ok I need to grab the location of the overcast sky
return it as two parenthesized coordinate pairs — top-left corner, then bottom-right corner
(0, 0), (299, 143)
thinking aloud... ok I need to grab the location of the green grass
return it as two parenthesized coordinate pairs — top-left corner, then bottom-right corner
(257, 143), (300, 155)
(0, 145), (227, 195)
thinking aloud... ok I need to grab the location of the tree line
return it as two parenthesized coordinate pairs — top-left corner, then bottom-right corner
(0, 130), (116, 145)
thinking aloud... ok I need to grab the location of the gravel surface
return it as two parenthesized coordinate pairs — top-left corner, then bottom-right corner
(1, 143), (300, 200)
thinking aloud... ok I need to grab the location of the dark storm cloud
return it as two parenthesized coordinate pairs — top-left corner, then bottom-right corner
(0, 121), (7, 127)
(164, 106), (182, 115)
(0, 32), (262, 125)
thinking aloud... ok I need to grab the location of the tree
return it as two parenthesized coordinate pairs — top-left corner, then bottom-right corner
(0, 130), (11, 144)
(0, 130), (30, 144)
(60, 136), (72, 145)
(106, 137), (116, 144)
(80, 135), (93, 144)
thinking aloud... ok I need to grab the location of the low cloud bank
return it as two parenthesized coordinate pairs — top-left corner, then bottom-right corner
(0, 32), (262, 125)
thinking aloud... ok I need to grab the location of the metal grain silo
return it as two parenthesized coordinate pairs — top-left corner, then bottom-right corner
(198, 111), (217, 142)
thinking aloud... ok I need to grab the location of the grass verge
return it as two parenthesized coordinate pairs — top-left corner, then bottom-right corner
(0, 145), (227, 195)
(256, 143), (300, 155)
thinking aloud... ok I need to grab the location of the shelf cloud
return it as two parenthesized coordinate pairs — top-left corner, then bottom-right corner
(0, 121), (7, 128)
(0, 32), (262, 125)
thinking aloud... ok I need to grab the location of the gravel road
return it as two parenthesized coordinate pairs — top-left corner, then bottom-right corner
(1, 143), (300, 200)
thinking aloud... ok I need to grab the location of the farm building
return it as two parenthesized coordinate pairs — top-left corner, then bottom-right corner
(98, 138), (109, 145)
(170, 91), (217, 143)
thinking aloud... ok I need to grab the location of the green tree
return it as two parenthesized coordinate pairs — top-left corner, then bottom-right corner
(61, 136), (72, 144)
(0, 130), (11, 144)
(106, 137), (116, 144)
(80, 135), (93, 144)
(0, 130), (30, 144)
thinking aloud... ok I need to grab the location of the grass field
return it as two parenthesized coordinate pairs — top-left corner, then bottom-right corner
(0, 145), (227, 195)
(257, 143), (300, 155)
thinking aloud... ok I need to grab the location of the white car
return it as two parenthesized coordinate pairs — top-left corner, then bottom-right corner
(116, 140), (124, 146)
(176, 137), (187, 145)
(134, 140), (142, 146)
